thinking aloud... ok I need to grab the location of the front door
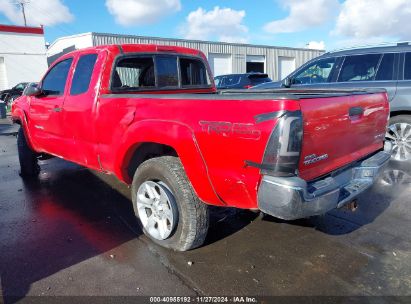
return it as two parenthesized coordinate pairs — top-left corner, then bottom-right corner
(28, 57), (73, 155)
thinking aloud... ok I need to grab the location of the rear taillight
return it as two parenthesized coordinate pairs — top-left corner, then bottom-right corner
(261, 111), (303, 177)
(244, 85), (253, 89)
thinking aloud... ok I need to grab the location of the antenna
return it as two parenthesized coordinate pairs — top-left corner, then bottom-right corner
(14, 0), (30, 26)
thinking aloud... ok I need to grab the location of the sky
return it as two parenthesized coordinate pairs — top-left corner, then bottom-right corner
(0, 0), (411, 51)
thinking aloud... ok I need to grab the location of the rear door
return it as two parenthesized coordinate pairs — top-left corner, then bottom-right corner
(298, 91), (389, 181)
(61, 50), (103, 168)
(332, 53), (399, 101)
(28, 57), (74, 154)
(391, 52), (411, 112)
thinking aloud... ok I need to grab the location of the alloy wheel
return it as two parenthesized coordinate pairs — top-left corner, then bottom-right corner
(136, 181), (177, 240)
(386, 123), (411, 161)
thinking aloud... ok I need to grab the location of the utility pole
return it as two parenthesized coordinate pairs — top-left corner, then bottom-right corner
(14, 0), (30, 26)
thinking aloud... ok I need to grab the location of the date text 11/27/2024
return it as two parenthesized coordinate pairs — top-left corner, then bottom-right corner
(149, 296), (257, 303)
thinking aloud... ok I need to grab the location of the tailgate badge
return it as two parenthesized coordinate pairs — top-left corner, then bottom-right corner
(304, 153), (328, 165)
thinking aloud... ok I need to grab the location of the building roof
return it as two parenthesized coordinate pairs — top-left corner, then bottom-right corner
(0, 24), (44, 35)
(47, 32), (326, 53)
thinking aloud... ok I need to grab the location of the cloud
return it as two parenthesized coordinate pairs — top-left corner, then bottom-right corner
(106, 0), (181, 26)
(333, 0), (411, 40)
(264, 0), (339, 34)
(0, 0), (74, 26)
(181, 6), (248, 43)
(307, 41), (325, 50)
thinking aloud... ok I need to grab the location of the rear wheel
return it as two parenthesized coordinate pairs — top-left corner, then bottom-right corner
(131, 156), (209, 251)
(17, 127), (40, 177)
(385, 115), (411, 161)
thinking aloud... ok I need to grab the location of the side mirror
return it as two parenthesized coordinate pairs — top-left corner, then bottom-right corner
(25, 86), (42, 97)
(282, 77), (292, 88)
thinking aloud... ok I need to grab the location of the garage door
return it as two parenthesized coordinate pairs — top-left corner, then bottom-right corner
(246, 55), (265, 73)
(278, 56), (295, 80)
(208, 53), (232, 77)
(0, 57), (7, 91)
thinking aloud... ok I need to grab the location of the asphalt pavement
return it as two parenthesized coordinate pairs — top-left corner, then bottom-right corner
(0, 124), (410, 303)
(0, 118), (18, 136)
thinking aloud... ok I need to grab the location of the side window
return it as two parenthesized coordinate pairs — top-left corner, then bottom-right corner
(180, 58), (210, 86)
(338, 54), (381, 82)
(404, 53), (411, 80)
(112, 56), (155, 90)
(220, 77), (226, 86)
(293, 57), (336, 85)
(156, 56), (178, 87)
(375, 53), (395, 81)
(224, 75), (240, 86)
(42, 58), (73, 95)
(214, 77), (222, 87)
(70, 54), (98, 95)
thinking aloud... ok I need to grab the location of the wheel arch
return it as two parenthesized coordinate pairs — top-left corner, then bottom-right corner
(114, 120), (225, 206)
(125, 142), (178, 182)
(11, 109), (37, 151)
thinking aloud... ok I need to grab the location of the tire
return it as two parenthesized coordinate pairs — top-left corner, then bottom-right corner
(131, 156), (209, 251)
(386, 115), (411, 162)
(17, 127), (40, 177)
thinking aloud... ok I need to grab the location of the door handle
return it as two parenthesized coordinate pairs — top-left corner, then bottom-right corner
(52, 107), (62, 112)
(349, 106), (364, 117)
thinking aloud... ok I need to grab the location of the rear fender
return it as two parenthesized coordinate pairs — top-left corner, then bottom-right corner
(114, 120), (225, 206)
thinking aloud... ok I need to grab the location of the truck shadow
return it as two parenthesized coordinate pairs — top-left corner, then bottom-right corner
(0, 161), (141, 302)
(1, 157), (257, 302)
(262, 160), (411, 236)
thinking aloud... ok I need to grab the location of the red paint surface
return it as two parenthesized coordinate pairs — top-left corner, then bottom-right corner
(11, 44), (389, 210)
(298, 92), (389, 181)
(0, 24), (44, 35)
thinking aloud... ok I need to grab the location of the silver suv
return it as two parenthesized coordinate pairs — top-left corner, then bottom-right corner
(254, 43), (411, 161)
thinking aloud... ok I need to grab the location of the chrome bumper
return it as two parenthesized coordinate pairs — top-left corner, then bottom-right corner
(257, 151), (391, 220)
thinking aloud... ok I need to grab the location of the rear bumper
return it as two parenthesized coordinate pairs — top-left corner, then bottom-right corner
(257, 151), (391, 220)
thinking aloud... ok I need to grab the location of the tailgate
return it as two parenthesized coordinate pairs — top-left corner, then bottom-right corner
(298, 92), (389, 181)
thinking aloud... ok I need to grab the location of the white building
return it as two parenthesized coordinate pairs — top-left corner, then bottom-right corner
(46, 32), (324, 81)
(0, 24), (48, 91)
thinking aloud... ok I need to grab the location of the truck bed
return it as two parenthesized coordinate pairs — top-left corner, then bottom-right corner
(101, 88), (387, 100)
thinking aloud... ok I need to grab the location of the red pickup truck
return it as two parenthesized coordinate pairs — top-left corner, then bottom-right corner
(12, 44), (391, 251)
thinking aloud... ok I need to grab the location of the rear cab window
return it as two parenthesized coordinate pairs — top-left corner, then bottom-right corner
(111, 53), (211, 91)
(112, 56), (155, 90)
(180, 58), (210, 87)
(156, 56), (179, 88)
